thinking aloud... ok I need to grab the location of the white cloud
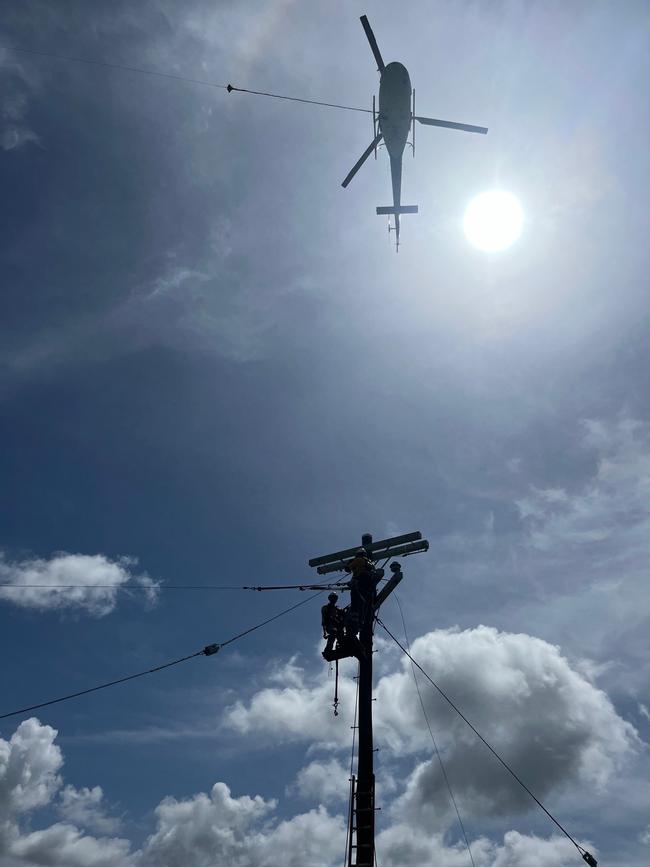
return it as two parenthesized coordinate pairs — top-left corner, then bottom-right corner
(0, 718), (132, 866)
(0, 552), (159, 616)
(59, 785), (121, 835)
(0, 716), (606, 867)
(375, 826), (581, 867)
(5, 822), (133, 867)
(0, 47), (41, 151)
(0, 718), (62, 814)
(511, 415), (650, 690)
(289, 758), (349, 805)
(139, 782), (345, 867)
(226, 625), (638, 817)
(1, 126), (40, 150)
(224, 657), (358, 747)
(516, 416), (650, 554)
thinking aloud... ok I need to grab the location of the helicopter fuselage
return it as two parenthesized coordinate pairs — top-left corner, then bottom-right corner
(378, 61), (412, 247)
(378, 61), (411, 159)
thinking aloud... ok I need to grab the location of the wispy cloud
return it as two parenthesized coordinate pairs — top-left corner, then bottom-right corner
(0, 552), (159, 616)
(59, 785), (121, 834)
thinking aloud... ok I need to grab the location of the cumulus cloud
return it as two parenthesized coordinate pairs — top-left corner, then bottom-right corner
(226, 625), (638, 819)
(0, 718), (62, 814)
(289, 758), (349, 805)
(224, 657), (358, 747)
(375, 826), (581, 867)
(58, 785), (121, 834)
(0, 718), (130, 866)
(5, 822), (133, 867)
(140, 782), (345, 867)
(0, 552), (159, 616)
(0, 716), (605, 867)
(382, 626), (637, 815)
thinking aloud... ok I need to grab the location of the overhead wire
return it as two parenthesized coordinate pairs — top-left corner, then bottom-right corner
(376, 616), (596, 864)
(7, 45), (230, 91)
(392, 593), (475, 867)
(226, 84), (371, 114)
(0, 591), (323, 722)
(6, 46), (370, 114)
(0, 581), (345, 592)
(0, 584), (246, 590)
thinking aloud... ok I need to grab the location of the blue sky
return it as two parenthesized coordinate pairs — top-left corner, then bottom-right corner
(1, 1), (649, 865)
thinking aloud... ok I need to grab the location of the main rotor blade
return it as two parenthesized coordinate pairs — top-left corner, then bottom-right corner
(360, 15), (385, 72)
(341, 132), (383, 188)
(416, 115), (488, 135)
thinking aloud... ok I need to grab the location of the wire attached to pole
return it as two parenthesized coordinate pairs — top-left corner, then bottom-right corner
(0, 592), (324, 722)
(376, 616), (597, 867)
(392, 594), (475, 867)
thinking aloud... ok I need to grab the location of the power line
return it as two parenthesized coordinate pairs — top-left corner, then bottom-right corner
(6, 46), (371, 115)
(217, 590), (324, 650)
(376, 617), (597, 866)
(0, 591), (323, 722)
(244, 581), (349, 591)
(7, 45), (229, 90)
(0, 578), (351, 591)
(0, 584), (245, 590)
(0, 582), (345, 591)
(392, 594), (475, 867)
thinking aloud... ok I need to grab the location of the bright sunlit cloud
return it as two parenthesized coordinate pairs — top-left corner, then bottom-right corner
(463, 190), (524, 252)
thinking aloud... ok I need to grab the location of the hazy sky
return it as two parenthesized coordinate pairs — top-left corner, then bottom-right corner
(1, 2), (649, 865)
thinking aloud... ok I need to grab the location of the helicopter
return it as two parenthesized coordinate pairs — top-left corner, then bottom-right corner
(342, 15), (488, 251)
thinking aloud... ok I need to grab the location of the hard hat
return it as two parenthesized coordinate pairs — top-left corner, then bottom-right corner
(328, 592), (339, 601)
(355, 548), (366, 556)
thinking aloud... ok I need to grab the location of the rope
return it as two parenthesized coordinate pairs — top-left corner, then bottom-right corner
(0, 592), (323, 722)
(5, 47), (371, 115)
(7, 46), (229, 90)
(227, 84), (371, 114)
(393, 594), (475, 867)
(333, 658), (340, 717)
(376, 616), (594, 862)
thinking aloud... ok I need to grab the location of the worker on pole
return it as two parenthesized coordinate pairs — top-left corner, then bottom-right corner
(345, 548), (374, 631)
(321, 593), (343, 657)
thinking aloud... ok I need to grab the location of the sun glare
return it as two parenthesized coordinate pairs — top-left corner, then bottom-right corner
(463, 190), (524, 252)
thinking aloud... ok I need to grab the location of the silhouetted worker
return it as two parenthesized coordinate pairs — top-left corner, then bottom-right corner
(321, 593), (343, 656)
(345, 548), (374, 626)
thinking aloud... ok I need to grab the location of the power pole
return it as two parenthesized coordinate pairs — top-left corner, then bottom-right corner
(309, 530), (429, 866)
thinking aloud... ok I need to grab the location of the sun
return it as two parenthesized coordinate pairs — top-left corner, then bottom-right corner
(463, 190), (524, 252)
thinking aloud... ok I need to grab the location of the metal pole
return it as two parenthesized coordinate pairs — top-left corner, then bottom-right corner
(355, 577), (375, 866)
